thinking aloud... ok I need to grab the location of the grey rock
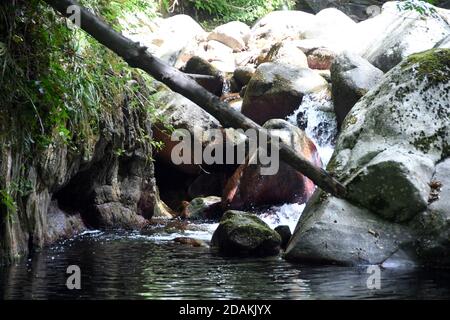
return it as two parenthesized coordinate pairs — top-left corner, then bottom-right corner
(331, 51), (384, 128)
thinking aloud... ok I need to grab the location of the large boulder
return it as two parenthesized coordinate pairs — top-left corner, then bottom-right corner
(303, 8), (357, 40)
(250, 11), (316, 48)
(331, 51), (384, 128)
(207, 21), (251, 52)
(285, 48), (450, 266)
(122, 14), (206, 66)
(357, 1), (450, 72)
(152, 84), (221, 175)
(211, 210), (282, 256)
(223, 120), (322, 210)
(241, 63), (328, 125)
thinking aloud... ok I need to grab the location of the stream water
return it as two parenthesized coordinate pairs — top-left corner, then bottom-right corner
(2, 96), (450, 300)
(2, 227), (450, 300)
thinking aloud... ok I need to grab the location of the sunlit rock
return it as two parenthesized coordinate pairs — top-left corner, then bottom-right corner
(330, 51), (384, 128)
(208, 21), (251, 52)
(241, 62), (328, 125)
(285, 48), (450, 266)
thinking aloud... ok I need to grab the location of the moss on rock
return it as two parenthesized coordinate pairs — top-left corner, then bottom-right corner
(211, 210), (281, 256)
(403, 48), (450, 84)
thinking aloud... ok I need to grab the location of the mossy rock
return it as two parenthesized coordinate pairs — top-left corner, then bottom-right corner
(402, 48), (450, 84)
(184, 196), (222, 220)
(211, 210), (281, 257)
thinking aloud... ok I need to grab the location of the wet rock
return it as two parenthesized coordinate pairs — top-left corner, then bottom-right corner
(183, 56), (224, 96)
(153, 187), (177, 219)
(46, 201), (86, 244)
(174, 237), (208, 247)
(182, 196), (222, 220)
(275, 225), (292, 250)
(223, 119), (322, 210)
(285, 48), (450, 266)
(307, 47), (336, 70)
(211, 210), (281, 256)
(331, 51), (384, 128)
(208, 21), (251, 52)
(241, 63), (328, 125)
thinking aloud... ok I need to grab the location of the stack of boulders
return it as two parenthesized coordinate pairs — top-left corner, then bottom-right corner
(121, 2), (450, 262)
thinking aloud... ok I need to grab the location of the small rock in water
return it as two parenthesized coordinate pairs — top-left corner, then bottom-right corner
(173, 237), (208, 247)
(274, 225), (292, 250)
(211, 210), (281, 257)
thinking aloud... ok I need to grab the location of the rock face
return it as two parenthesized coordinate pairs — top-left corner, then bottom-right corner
(358, 1), (450, 72)
(331, 51), (384, 128)
(285, 48), (450, 266)
(1, 95), (158, 264)
(211, 210), (281, 256)
(208, 21), (251, 52)
(223, 120), (322, 210)
(241, 63), (328, 125)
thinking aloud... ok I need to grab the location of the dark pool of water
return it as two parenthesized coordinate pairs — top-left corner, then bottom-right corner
(1, 230), (450, 300)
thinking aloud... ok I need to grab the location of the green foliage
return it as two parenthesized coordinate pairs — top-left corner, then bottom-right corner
(397, 0), (440, 17)
(0, 0), (161, 153)
(170, 0), (295, 26)
(0, 0), (162, 216)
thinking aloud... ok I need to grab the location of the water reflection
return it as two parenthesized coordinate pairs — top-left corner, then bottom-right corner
(1, 231), (450, 299)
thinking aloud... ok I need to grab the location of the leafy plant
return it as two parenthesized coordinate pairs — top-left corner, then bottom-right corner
(397, 0), (440, 17)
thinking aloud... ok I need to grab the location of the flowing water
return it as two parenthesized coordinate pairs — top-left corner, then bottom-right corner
(2, 97), (450, 300)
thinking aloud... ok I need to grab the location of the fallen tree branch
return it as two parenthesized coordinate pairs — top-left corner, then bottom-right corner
(43, 0), (347, 198)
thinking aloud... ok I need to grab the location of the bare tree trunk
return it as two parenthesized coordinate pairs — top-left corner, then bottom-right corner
(43, 0), (347, 198)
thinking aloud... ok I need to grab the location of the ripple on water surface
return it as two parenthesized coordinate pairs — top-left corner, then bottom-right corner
(1, 228), (450, 300)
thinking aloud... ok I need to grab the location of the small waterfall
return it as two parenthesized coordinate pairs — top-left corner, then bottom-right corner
(287, 90), (338, 167)
(259, 90), (338, 232)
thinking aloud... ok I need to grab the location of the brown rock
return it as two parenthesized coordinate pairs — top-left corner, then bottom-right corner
(223, 120), (322, 210)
